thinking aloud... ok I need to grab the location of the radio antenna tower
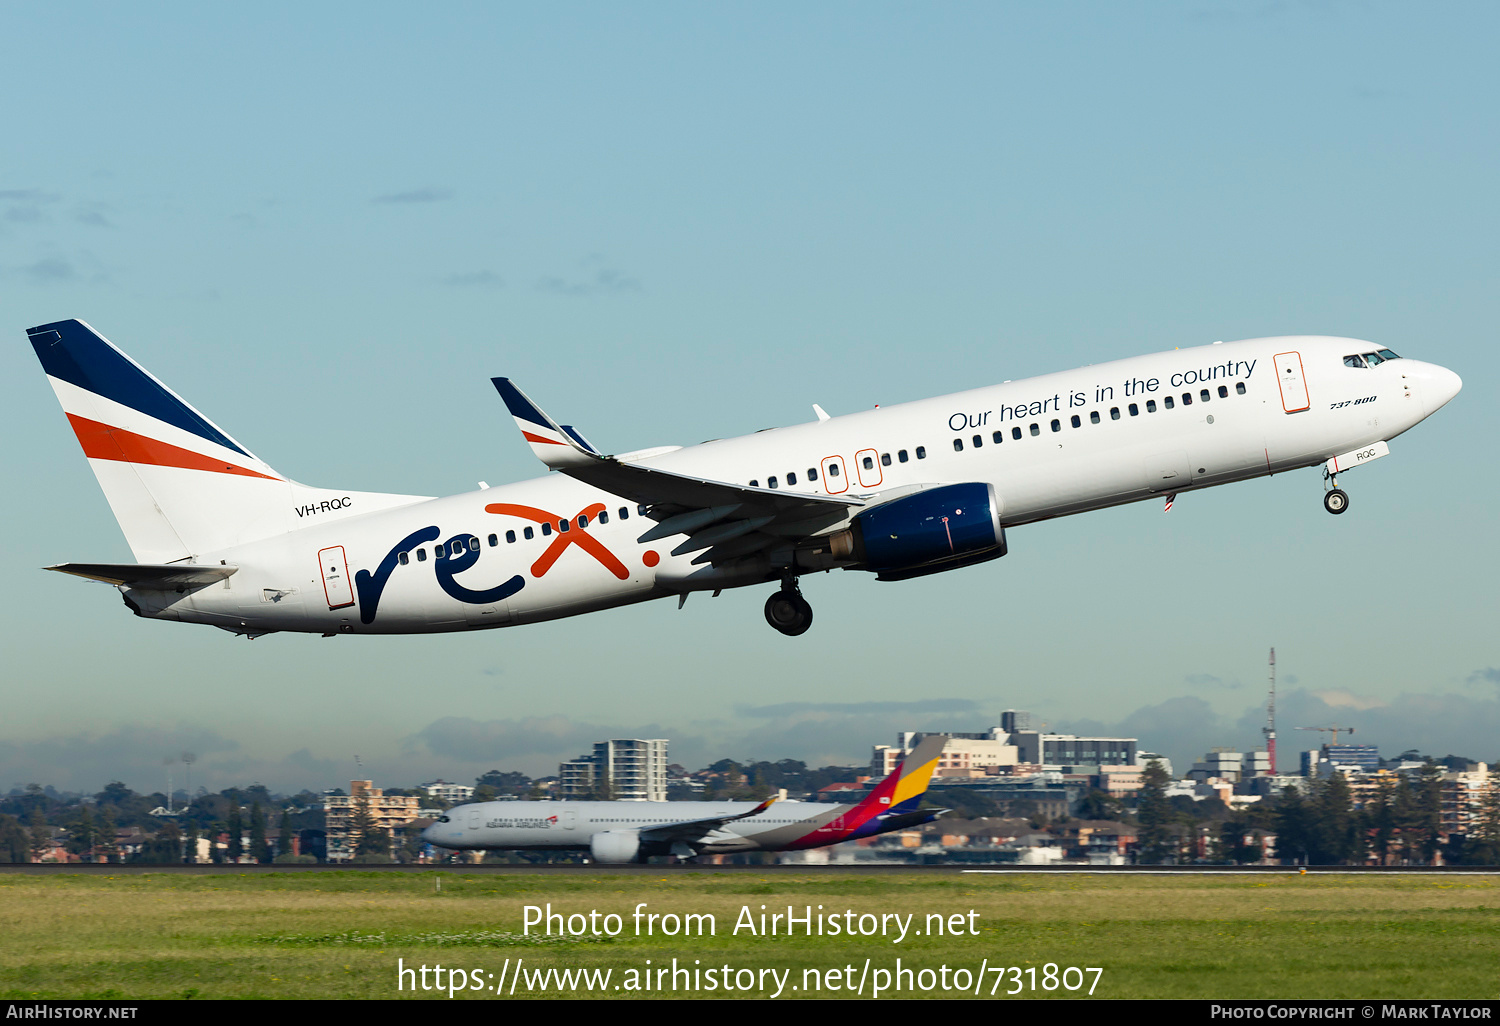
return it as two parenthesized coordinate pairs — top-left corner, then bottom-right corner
(1263, 648), (1277, 774)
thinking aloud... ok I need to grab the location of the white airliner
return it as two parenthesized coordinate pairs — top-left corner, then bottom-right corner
(420, 735), (948, 863)
(28, 319), (1460, 637)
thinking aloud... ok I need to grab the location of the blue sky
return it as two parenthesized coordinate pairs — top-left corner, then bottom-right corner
(3, 2), (1496, 794)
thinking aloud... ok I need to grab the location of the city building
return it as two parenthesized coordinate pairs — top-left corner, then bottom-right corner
(418, 780), (474, 804)
(559, 739), (669, 801)
(324, 780), (422, 860)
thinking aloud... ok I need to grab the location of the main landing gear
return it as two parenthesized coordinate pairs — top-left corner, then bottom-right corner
(1322, 468), (1349, 515)
(764, 577), (813, 636)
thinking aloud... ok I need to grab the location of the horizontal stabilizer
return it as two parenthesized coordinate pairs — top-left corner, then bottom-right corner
(47, 562), (238, 589)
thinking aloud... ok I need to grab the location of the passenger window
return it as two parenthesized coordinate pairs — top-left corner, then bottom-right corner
(768, 476), (778, 489)
(1012, 426), (1022, 439)
(619, 507), (629, 520)
(749, 480), (759, 488)
(558, 520), (569, 533)
(898, 450), (909, 463)
(524, 526), (535, 540)
(953, 438), (964, 452)
(577, 515), (588, 528)
(916, 446), (926, 459)
(1200, 389), (1211, 402)
(787, 471), (798, 484)
(829, 463), (841, 476)
(469, 537), (481, 552)
(863, 455), (876, 468)
(972, 434), (982, 448)
(1129, 403), (1139, 416)
(808, 467), (818, 480)
(1164, 396), (1175, 409)
(1110, 407), (1120, 421)
(1218, 385), (1228, 398)
(452, 540), (464, 555)
(992, 431), (1003, 443)
(638, 505), (648, 516)
(1180, 393), (1191, 406)
(1030, 423), (1040, 436)
(598, 510), (609, 524)
(1090, 411), (1100, 425)
(880, 453), (890, 466)
(1070, 415), (1081, 428)
(541, 523), (552, 537)
(1146, 399), (1156, 413)
(1236, 382), (1246, 395)
(1050, 419), (1060, 432)
(506, 530), (516, 543)
(398, 551), (409, 565)
(487, 534), (497, 547)
(416, 549), (427, 562)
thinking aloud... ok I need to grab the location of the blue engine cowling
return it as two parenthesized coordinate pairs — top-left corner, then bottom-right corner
(851, 482), (1006, 581)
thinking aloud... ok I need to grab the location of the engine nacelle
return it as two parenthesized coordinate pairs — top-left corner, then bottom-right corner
(850, 482), (1006, 581)
(589, 829), (642, 864)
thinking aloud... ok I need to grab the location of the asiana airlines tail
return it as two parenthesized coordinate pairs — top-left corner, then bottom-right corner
(27, 318), (1461, 638)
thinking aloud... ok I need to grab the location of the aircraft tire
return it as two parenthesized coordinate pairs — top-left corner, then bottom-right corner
(765, 590), (813, 636)
(1323, 488), (1349, 515)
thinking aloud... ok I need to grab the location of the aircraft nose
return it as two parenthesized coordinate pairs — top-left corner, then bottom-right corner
(1430, 365), (1463, 409)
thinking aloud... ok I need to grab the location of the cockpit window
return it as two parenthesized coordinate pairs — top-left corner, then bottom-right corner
(1362, 351), (1385, 365)
(1377, 348), (1401, 361)
(437, 815), (450, 823)
(1344, 354), (1367, 368)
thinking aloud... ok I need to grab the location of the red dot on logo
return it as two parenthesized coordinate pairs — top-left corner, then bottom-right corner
(643, 550), (660, 567)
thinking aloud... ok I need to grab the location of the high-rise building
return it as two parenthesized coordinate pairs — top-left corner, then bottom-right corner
(559, 739), (668, 801)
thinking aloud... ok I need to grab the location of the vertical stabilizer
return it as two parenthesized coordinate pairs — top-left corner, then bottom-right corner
(29, 319), (429, 562)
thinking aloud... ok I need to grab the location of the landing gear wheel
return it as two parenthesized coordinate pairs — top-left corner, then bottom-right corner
(764, 589), (813, 636)
(1323, 488), (1349, 515)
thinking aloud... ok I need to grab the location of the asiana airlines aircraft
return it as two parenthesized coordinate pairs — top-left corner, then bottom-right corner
(28, 319), (1460, 637)
(419, 735), (948, 863)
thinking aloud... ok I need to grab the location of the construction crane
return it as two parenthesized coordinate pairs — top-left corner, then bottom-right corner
(1297, 725), (1356, 745)
(1263, 648), (1276, 774)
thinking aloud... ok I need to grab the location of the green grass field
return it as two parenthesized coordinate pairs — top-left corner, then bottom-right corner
(1, 870), (1497, 1000)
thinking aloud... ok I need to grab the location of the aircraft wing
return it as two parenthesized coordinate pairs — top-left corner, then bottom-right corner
(636, 796), (779, 844)
(493, 378), (862, 567)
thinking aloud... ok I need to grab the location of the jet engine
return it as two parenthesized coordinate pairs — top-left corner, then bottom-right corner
(846, 482), (1006, 581)
(589, 829), (642, 864)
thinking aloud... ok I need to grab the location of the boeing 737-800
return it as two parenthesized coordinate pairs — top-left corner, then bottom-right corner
(420, 735), (947, 863)
(28, 319), (1460, 636)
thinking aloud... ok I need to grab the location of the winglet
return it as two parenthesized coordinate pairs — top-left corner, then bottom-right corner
(725, 795), (777, 823)
(492, 378), (599, 470)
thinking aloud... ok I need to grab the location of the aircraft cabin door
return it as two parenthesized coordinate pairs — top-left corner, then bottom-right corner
(467, 808), (481, 832)
(855, 448), (883, 488)
(317, 547), (355, 609)
(1274, 352), (1311, 413)
(561, 810), (577, 831)
(820, 455), (848, 494)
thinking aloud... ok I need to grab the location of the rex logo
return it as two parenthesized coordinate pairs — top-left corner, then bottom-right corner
(353, 502), (630, 624)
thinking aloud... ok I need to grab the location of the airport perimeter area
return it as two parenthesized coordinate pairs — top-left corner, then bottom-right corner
(1, 867), (1497, 1000)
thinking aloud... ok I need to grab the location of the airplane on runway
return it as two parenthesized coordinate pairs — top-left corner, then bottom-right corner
(27, 319), (1461, 637)
(420, 734), (948, 863)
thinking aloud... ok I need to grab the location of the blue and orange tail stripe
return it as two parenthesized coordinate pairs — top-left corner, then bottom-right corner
(29, 320), (255, 459)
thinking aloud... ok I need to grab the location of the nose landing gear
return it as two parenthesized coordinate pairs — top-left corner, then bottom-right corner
(764, 577), (813, 636)
(1322, 468), (1350, 515)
